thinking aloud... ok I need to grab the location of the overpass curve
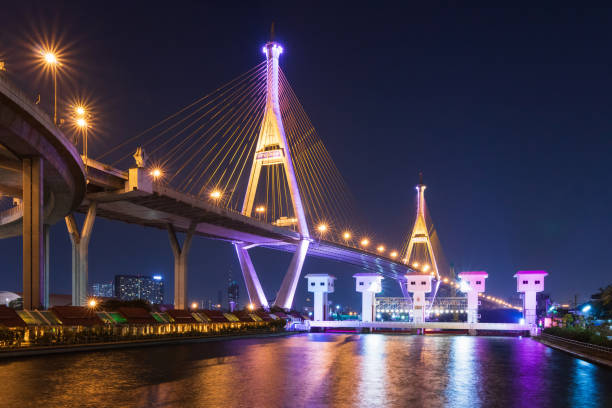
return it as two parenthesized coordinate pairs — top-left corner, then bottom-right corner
(0, 75), (86, 238)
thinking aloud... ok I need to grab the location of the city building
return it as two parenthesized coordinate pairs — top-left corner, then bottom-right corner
(114, 275), (164, 304)
(228, 278), (239, 311)
(91, 282), (114, 298)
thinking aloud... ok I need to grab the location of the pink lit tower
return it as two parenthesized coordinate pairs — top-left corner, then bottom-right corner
(514, 270), (548, 325)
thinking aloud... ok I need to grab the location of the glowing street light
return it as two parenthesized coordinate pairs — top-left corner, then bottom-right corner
(376, 245), (385, 253)
(422, 264), (430, 272)
(210, 190), (222, 200)
(248, 303), (255, 311)
(342, 231), (351, 241)
(360, 238), (370, 247)
(191, 302), (199, 310)
(255, 205), (265, 213)
(317, 223), (327, 233)
(390, 251), (398, 258)
(150, 168), (163, 179)
(40, 49), (60, 124)
(75, 105), (85, 116)
(88, 298), (97, 308)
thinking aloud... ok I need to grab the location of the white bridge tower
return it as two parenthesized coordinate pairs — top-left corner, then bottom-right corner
(234, 37), (310, 310)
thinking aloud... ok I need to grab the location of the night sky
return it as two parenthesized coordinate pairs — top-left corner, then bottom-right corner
(1, 2), (611, 309)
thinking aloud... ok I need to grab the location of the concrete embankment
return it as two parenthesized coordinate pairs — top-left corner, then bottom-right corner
(0, 331), (304, 359)
(534, 336), (612, 368)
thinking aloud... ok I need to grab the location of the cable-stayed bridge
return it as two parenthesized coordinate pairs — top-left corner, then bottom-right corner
(0, 40), (518, 316)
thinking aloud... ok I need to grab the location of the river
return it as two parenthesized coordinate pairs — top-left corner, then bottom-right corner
(0, 334), (610, 407)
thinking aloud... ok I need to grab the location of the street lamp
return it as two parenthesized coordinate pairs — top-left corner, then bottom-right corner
(75, 115), (89, 175)
(88, 298), (97, 308)
(41, 50), (60, 124)
(360, 238), (370, 247)
(210, 190), (222, 200)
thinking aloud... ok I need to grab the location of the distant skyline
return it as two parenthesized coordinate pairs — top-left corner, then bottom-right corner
(1, 2), (611, 308)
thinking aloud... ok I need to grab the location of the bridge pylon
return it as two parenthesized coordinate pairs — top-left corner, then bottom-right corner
(234, 40), (310, 310)
(402, 174), (441, 303)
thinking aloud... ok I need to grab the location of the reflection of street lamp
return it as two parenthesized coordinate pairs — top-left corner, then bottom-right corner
(41, 50), (59, 124)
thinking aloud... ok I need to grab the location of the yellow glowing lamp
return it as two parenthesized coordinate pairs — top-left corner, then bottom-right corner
(88, 299), (97, 308)
(317, 223), (327, 233)
(390, 251), (398, 258)
(342, 231), (351, 240)
(150, 168), (162, 179)
(360, 238), (370, 247)
(376, 245), (385, 253)
(43, 51), (57, 65)
(210, 190), (222, 199)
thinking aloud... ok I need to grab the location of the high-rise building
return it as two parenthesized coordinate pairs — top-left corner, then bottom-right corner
(91, 282), (114, 298)
(114, 275), (164, 304)
(228, 278), (239, 311)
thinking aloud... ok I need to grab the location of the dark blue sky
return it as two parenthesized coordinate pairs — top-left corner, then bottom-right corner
(1, 2), (611, 308)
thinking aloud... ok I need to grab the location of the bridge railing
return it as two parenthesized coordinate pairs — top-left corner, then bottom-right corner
(0, 202), (23, 224)
(540, 333), (612, 354)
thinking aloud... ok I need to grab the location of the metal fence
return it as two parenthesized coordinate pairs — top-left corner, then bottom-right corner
(541, 333), (612, 354)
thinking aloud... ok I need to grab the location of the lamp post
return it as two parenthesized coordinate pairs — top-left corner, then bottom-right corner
(75, 115), (89, 180)
(41, 51), (59, 124)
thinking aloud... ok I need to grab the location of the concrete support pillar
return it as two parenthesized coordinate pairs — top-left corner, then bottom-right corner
(354, 273), (383, 322)
(168, 222), (196, 310)
(43, 224), (50, 309)
(22, 157), (44, 310)
(234, 243), (269, 308)
(313, 291), (328, 321)
(274, 239), (309, 310)
(306, 274), (335, 321)
(524, 291), (537, 325)
(65, 202), (97, 306)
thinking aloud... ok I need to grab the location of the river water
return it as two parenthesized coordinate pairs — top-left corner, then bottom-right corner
(0, 334), (610, 407)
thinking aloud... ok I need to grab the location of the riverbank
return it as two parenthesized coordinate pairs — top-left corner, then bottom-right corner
(0, 330), (304, 359)
(534, 335), (612, 368)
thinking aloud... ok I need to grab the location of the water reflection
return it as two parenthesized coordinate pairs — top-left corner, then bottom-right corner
(445, 336), (480, 407)
(0, 335), (610, 407)
(571, 359), (599, 408)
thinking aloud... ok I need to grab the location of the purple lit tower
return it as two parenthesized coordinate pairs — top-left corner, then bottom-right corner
(514, 270), (548, 325)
